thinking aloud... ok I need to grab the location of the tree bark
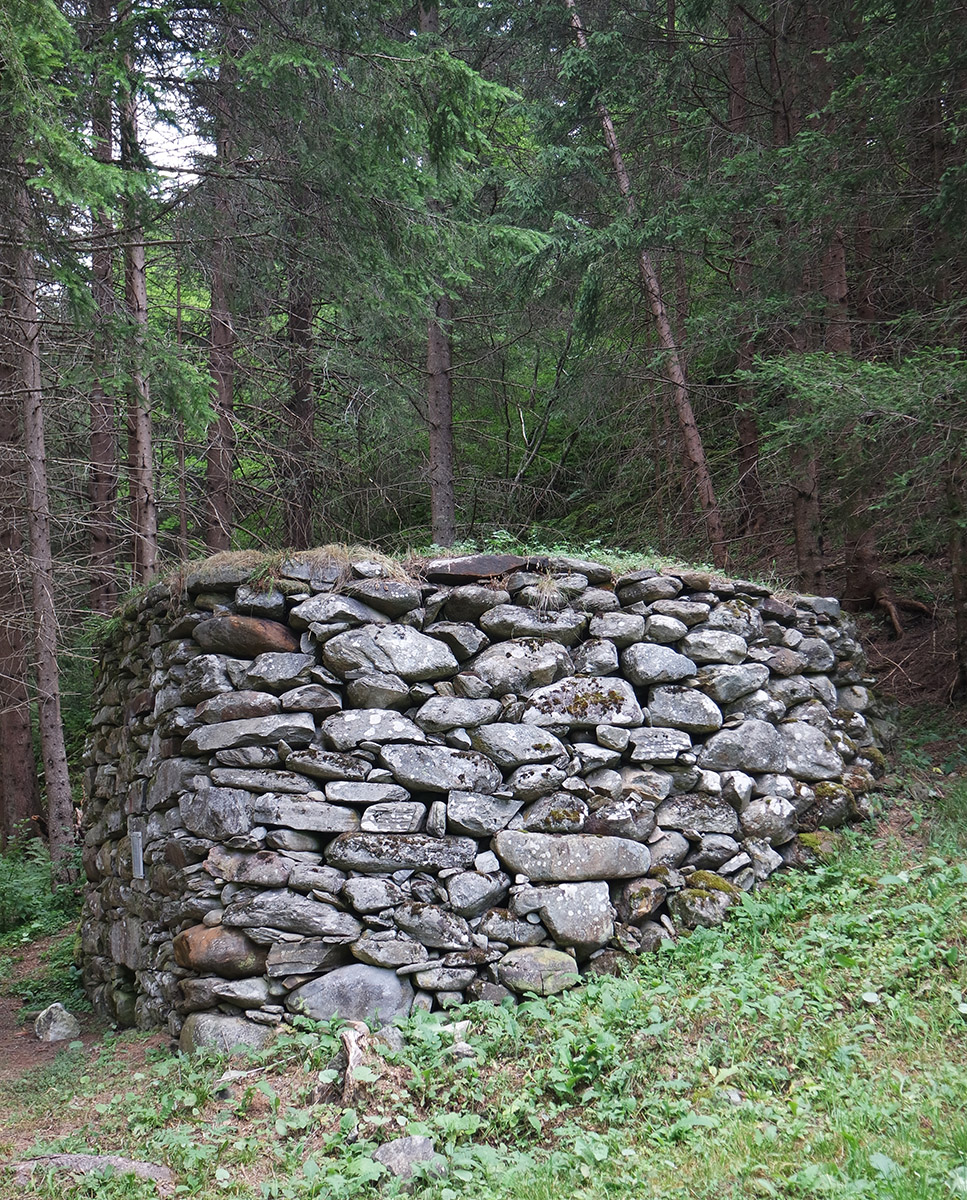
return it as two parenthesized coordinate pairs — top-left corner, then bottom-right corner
(565, 0), (727, 567)
(284, 282), (315, 549)
(728, 5), (765, 540)
(119, 82), (158, 583)
(0, 191), (40, 846)
(89, 0), (118, 613)
(205, 21), (237, 552)
(420, 0), (458, 548)
(13, 168), (75, 878)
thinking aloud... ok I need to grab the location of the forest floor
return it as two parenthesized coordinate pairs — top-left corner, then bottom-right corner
(2, 643), (966, 1199)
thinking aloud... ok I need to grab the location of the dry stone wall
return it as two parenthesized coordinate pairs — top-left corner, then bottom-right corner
(80, 551), (884, 1049)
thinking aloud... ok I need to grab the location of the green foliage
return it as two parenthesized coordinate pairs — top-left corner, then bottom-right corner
(0, 840), (80, 937)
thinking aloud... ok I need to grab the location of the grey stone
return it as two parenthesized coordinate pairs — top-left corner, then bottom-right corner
(616, 877), (667, 922)
(621, 643), (696, 686)
(235, 584), (287, 619)
(289, 594), (390, 631)
(245, 652), (315, 692)
(837, 685), (871, 712)
(627, 727), (693, 764)
(414, 966), (477, 990)
(799, 637), (837, 672)
(478, 605), (588, 645)
(265, 828), (321, 852)
(696, 663), (770, 704)
(183, 713), (316, 755)
(697, 719), (786, 773)
(444, 584), (511, 622)
(780, 722), (845, 781)
(34, 1003), (81, 1042)
(505, 763), (567, 802)
(584, 797), (656, 841)
(703, 599), (762, 640)
(685, 833), (741, 869)
(323, 625), (458, 682)
(423, 621), (490, 661)
(222, 889), (362, 937)
(196, 690), (281, 724)
(250, 796), (360, 834)
(145, 757), (198, 810)
(215, 746), (280, 768)
(583, 768), (623, 804)
(210, 767), (313, 794)
(179, 1012), (275, 1054)
(620, 765), (674, 800)
(352, 931), (430, 968)
(667, 887), (734, 930)
(648, 686), (723, 734)
(650, 599), (710, 626)
(341, 579), (423, 616)
(204, 846), (291, 886)
(284, 747), (370, 783)
(395, 901), (472, 949)
(571, 639), (620, 676)
(279, 684), (343, 716)
(654, 795), (740, 836)
(446, 790), (524, 836)
(522, 676), (642, 729)
(478, 908), (546, 945)
(326, 832), (478, 874)
(266, 939), (351, 976)
(518, 793), (588, 833)
(493, 830), (651, 881)
(180, 654), (238, 703)
(346, 673), (410, 710)
(343, 877), (404, 913)
(286, 964), (413, 1025)
(471, 639), (573, 695)
(286, 863), (346, 894)
(720, 770), (755, 809)
(539, 881), (614, 953)
(373, 1135), (445, 1181)
(798, 595), (841, 619)
(180, 787), (255, 839)
(468, 722), (568, 769)
(415, 696), (502, 732)
(211, 977), (271, 1008)
(325, 781), (411, 805)
(746, 837), (785, 881)
(743, 796), (796, 844)
(320, 709), (426, 752)
(361, 802), (427, 833)
(380, 744), (502, 794)
(446, 871), (510, 918)
(173, 924), (267, 977)
(588, 612), (646, 647)
(646, 829), (689, 869)
(497, 947), (580, 995)
(617, 576), (682, 604)
(680, 630), (748, 665)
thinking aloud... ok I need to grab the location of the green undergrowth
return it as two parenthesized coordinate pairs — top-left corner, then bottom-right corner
(5, 711), (967, 1199)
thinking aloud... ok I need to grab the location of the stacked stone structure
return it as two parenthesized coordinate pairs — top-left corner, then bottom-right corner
(79, 550), (882, 1048)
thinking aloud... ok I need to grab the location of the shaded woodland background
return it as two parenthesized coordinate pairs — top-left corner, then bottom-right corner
(2, 0), (966, 869)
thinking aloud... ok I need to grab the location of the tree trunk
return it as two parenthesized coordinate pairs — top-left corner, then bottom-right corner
(420, 0), (458, 548)
(205, 25), (237, 552)
(565, 0), (727, 567)
(427, 294), (457, 547)
(728, 5), (765, 540)
(0, 198), (40, 846)
(89, 0), (118, 614)
(119, 83), (157, 583)
(13, 168), (75, 879)
(284, 283), (315, 549)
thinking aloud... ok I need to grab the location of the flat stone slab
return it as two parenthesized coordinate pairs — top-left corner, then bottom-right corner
(471, 639), (574, 695)
(469, 723), (568, 769)
(326, 832), (478, 874)
(414, 696), (503, 732)
(321, 709), (426, 751)
(478, 605), (588, 646)
(179, 1012), (276, 1054)
(183, 713), (315, 754)
(194, 614), (300, 657)
(621, 644), (696, 686)
(493, 830), (651, 881)
(538, 881), (614, 951)
(323, 625), (458, 682)
(222, 889), (362, 938)
(425, 553), (532, 583)
(250, 795), (361, 833)
(697, 719), (786, 773)
(627, 727), (693, 764)
(380, 744), (502, 794)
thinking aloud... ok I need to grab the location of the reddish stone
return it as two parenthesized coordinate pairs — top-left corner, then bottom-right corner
(172, 924), (267, 978)
(193, 615), (299, 657)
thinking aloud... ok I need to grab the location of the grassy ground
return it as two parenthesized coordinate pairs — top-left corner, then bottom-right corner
(3, 707), (967, 1200)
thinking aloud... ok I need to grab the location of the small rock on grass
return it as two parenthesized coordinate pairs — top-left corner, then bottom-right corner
(373, 1135), (446, 1180)
(34, 1002), (81, 1042)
